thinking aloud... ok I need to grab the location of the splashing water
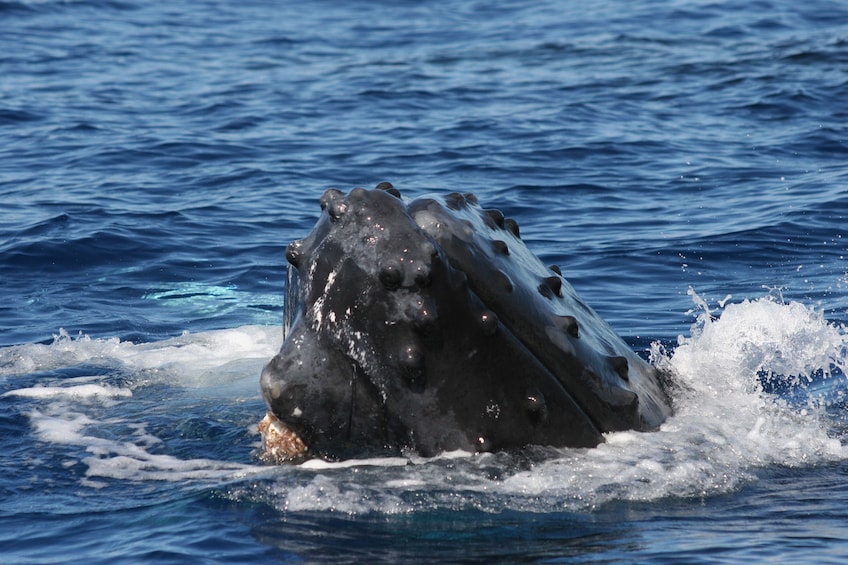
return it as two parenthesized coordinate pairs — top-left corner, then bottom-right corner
(3, 292), (847, 514)
(262, 290), (848, 513)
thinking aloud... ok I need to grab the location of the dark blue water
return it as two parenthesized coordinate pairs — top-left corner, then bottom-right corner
(2, 0), (848, 562)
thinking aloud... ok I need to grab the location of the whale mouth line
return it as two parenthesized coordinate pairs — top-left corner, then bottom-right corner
(258, 411), (309, 463)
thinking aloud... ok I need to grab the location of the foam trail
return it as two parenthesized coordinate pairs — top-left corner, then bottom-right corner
(2, 326), (279, 486)
(19, 399), (264, 486)
(5, 383), (132, 401)
(0, 325), (282, 386)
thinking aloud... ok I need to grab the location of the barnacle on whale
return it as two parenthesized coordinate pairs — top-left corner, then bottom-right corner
(258, 411), (308, 463)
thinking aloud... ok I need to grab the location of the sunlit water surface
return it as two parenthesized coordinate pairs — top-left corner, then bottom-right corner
(2, 0), (848, 562)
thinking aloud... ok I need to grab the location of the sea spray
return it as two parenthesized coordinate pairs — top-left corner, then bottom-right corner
(3, 293), (848, 513)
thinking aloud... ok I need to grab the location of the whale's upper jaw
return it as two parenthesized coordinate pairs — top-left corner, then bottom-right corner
(259, 183), (672, 461)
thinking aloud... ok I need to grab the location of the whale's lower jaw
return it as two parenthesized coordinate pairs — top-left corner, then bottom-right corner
(260, 183), (673, 461)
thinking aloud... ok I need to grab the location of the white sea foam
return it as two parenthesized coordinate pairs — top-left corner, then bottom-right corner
(29, 403), (262, 485)
(496, 291), (847, 506)
(0, 325), (282, 385)
(3, 326), (278, 487)
(4, 296), (847, 512)
(5, 383), (132, 401)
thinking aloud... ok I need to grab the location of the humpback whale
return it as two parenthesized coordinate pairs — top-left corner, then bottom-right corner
(259, 183), (673, 462)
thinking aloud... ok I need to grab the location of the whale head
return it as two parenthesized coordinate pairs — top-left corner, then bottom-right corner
(260, 183), (672, 461)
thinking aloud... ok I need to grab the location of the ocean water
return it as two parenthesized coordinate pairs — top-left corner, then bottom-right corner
(2, 0), (848, 562)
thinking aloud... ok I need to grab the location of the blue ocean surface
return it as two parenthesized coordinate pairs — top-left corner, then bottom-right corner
(2, 0), (848, 562)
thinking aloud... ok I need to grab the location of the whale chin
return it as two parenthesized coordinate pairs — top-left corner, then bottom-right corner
(259, 183), (673, 461)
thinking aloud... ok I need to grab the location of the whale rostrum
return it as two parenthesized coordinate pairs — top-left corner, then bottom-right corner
(259, 183), (673, 462)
